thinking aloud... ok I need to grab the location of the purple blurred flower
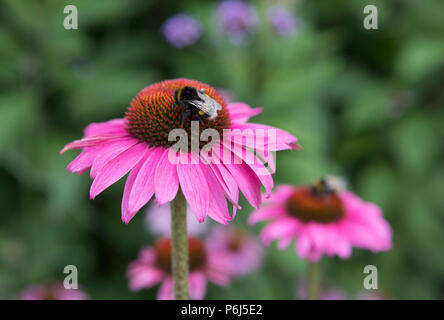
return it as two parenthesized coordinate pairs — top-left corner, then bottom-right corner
(267, 5), (298, 36)
(217, 0), (258, 44)
(161, 13), (201, 48)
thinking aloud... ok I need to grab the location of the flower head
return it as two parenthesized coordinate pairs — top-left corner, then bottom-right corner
(217, 0), (258, 44)
(127, 237), (231, 299)
(61, 78), (299, 225)
(249, 179), (392, 262)
(267, 5), (298, 36)
(206, 226), (263, 277)
(20, 282), (88, 300)
(161, 13), (201, 48)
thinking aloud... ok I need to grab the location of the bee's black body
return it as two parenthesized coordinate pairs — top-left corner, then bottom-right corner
(173, 86), (206, 125)
(173, 86), (222, 126)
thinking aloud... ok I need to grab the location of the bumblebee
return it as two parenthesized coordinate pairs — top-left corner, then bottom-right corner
(173, 86), (222, 125)
(311, 176), (347, 196)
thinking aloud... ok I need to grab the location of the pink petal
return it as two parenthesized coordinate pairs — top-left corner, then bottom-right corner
(224, 162), (261, 209)
(157, 277), (175, 300)
(90, 143), (148, 199)
(60, 136), (115, 154)
(230, 123), (300, 151)
(262, 184), (295, 205)
(84, 118), (127, 137)
(127, 263), (164, 291)
(127, 148), (163, 215)
(66, 147), (97, 175)
(176, 160), (209, 223)
(154, 149), (179, 205)
(200, 163), (231, 225)
(295, 229), (312, 259)
(90, 138), (139, 179)
(223, 141), (274, 196)
(227, 102), (263, 124)
(200, 151), (240, 210)
(261, 218), (299, 245)
(248, 205), (287, 225)
(188, 272), (208, 300)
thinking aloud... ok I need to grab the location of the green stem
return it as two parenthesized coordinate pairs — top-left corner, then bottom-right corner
(307, 262), (319, 300)
(170, 190), (189, 300)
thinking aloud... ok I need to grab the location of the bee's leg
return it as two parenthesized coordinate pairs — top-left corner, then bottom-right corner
(182, 108), (191, 127)
(198, 116), (205, 127)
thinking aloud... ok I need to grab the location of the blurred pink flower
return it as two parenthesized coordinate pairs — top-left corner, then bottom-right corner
(20, 282), (88, 300)
(61, 79), (299, 225)
(206, 226), (263, 277)
(249, 182), (392, 262)
(144, 202), (206, 236)
(127, 237), (232, 300)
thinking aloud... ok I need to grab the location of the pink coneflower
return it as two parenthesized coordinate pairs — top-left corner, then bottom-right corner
(206, 226), (263, 277)
(20, 282), (88, 300)
(61, 79), (299, 225)
(249, 179), (392, 262)
(127, 237), (231, 299)
(144, 202), (206, 236)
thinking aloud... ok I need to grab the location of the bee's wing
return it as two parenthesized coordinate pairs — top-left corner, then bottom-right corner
(189, 98), (212, 114)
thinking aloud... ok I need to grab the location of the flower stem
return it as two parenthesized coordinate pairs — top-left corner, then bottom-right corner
(307, 262), (319, 300)
(170, 190), (189, 300)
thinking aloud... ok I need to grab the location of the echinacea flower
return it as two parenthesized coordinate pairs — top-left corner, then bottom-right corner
(20, 282), (88, 300)
(249, 180), (392, 262)
(145, 202), (206, 236)
(217, 0), (258, 44)
(127, 237), (231, 299)
(61, 79), (299, 225)
(161, 13), (201, 48)
(267, 5), (299, 36)
(206, 226), (263, 277)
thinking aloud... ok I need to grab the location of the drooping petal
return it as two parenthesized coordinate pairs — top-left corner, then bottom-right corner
(262, 184), (294, 205)
(176, 158), (209, 223)
(188, 272), (208, 300)
(154, 149), (179, 205)
(90, 143), (148, 199)
(90, 138), (139, 179)
(224, 162), (261, 209)
(260, 218), (299, 245)
(227, 102), (263, 124)
(200, 151), (240, 210)
(66, 147), (98, 175)
(121, 154), (145, 224)
(60, 136), (115, 154)
(127, 262), (164, 291)
(223, 141), (273, 197)
(248, 205), (287, 225)
(200, 163), (231, 225)
(84, 118), (127, 137)
(127, 148), (163, 215)
(230, 122), (300, 151)
(157, 277), (174, 300)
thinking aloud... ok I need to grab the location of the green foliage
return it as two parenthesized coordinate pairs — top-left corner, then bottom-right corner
(0, 0), (443, 299)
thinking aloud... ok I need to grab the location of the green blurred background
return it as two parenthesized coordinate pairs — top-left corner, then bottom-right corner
(0, 0), (443, 299)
